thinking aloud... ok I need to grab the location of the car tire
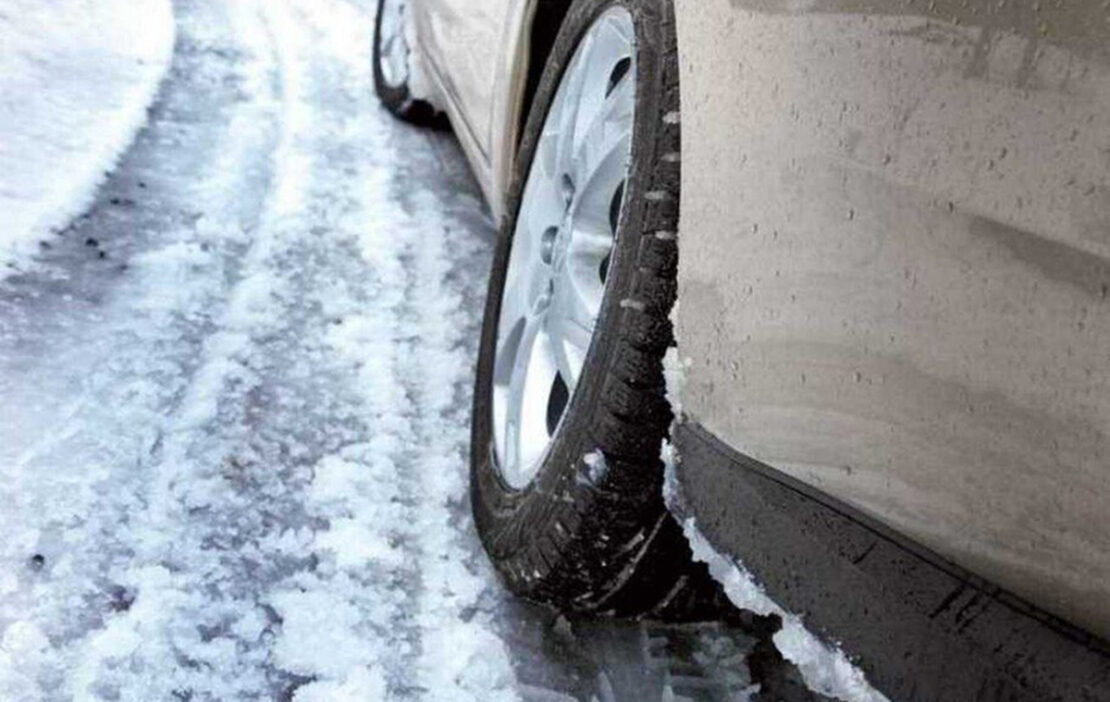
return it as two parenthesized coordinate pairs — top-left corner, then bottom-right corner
(372, 0), (436, 123)
(471, 0), (700, 618)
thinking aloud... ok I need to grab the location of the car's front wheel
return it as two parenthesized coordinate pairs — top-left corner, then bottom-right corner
(372, 0), (436, 123)
(471, 0), (697, 617)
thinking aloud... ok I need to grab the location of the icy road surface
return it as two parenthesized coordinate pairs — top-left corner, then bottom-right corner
(0, 0), (789, 700)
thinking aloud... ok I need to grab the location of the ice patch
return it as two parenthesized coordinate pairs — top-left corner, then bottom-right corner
(0, 0), (175, 277)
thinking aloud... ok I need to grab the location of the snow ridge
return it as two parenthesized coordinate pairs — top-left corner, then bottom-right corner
(0, 0), (175, 277)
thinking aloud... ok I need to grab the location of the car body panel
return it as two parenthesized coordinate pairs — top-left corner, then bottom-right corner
(408, 0), (493, 206)
(486, 0), (536, 224)
(409, 0), (533, 220)
(412, 0), (504, 154)
(672, 0), (1110, 637)
(673, 422), (1110, 700)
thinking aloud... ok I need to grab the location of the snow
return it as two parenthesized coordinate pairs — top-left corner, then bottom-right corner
(0, 0), (175, 277)
(582, 450), (609, 484)
(0, 0), (519, 697)
(674, 502), (889, 702)
(291, 667), (388, 702)
(662, 336), (689, 421)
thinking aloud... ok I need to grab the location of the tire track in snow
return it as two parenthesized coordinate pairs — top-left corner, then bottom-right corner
(49, 0), (519, 697)
(0, 0), (282, 697)
(81, 0), (417, 695)
(401, 124), (519, 702)
(54, 1), (312, 697)
(263, 2), (519, 698)
(253, 0), (428, 695)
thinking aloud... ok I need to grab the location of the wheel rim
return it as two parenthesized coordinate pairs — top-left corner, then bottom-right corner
(492, 8), (637, 489)
(378, 0), (410, 88)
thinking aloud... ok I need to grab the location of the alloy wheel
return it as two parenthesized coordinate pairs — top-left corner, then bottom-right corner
(492, 8), (637, 489)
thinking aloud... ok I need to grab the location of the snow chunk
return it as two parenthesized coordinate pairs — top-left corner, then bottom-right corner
(269, 588), (381, 681)
(0, 621), (50, 701)
(583, 450), (609, 484)
(291, 666), (387, 702)
(0, 0), (175, 276)
(662, 301), (691, 421)
(315, 517), (405, 571)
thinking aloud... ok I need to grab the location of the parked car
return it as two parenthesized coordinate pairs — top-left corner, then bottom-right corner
(373, 0), (1110, 698)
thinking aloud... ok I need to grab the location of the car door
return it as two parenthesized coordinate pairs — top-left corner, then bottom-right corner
(415, 0), (513, 163)
(673, 0), (1110, 637)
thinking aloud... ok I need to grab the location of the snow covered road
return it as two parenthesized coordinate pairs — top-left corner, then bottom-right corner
(0, 1), (793, 700)
(0, 0), (175, 275)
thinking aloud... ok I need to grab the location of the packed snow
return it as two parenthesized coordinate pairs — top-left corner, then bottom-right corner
(0, 0), (174, 277)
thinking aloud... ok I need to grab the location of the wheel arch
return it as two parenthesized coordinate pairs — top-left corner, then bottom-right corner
(520, 1), (574, 146)
(490, 0), (574, 222)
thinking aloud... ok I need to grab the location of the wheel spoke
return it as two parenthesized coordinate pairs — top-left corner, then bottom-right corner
(519, 169), (565, 247)
(498, 313), (540, 479)
(568, 21), (632, 166)
(572, 85), (633, 233)
(569, 228), (613, 259)
(549, 269), (597, 367)
(545, 312), (588, 392)
(575, 143), (629, 233)
(552, 34), (593, 180)
(496, 275), (532, 361)
(574, 71), (633, 172)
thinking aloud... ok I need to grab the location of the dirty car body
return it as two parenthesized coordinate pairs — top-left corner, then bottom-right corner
(391, 0), (1110, 696)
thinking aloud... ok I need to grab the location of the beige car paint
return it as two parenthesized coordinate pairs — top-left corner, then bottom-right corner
(409, 0), (535, 221)
(407, 1), (495, 208)
(672, 0), (1110, 637)
(409, 0), (1110, 639)
(486, 0), (537, 223)
(414, 0), (505, 155)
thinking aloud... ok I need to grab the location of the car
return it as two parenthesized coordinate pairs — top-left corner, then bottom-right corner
(372, 0), (1110, 698)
